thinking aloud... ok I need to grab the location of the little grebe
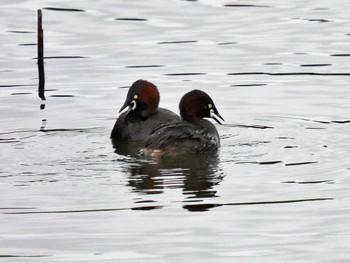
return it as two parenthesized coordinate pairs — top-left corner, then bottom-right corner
(144, 89), (224, 156)
(111, 79), (180, 141)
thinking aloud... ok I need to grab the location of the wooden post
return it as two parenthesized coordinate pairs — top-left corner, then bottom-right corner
(37, 9), (45, 100)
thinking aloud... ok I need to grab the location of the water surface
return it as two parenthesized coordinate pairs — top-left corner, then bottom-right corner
(1, 0), (349, 262)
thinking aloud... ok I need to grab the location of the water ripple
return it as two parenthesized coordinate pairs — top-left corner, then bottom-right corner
(184, 198), (333, 212)
(158, 40), (198, 44)
(43, 7), (85, 12)
(164, 73), (207, 76)
(224, 4), (272, 8)
(228, 72), (350, 76)
(300, 64), (332, 67)
(115, 18), (147, 21)
(125, 65), (164, 68)
(285, 161), (318, 166)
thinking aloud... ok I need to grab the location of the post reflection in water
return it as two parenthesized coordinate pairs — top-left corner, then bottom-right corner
(112, 140), (224, 212)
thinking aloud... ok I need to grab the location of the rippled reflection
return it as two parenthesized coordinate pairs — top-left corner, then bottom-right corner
(112, 139), (223, 211)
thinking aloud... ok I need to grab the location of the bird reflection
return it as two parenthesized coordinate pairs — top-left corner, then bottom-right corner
(112, 140), (224, 212)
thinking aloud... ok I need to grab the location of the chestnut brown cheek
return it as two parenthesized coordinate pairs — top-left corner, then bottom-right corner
(139, 86), (159, 110)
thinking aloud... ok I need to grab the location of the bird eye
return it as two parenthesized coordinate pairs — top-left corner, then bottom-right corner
(208, 104), (213, 109)
(134, 95), (138, 100)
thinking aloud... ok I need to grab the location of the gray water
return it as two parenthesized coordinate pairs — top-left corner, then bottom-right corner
(1, 0), (350, 262)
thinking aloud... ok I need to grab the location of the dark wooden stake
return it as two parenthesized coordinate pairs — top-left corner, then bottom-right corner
(38, 9), (46, 100)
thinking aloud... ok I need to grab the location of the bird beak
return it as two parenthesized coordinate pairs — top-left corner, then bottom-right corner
(210, 109), (225, 125)
(119, 100), (130, 113)
(119, 100), (136, 117)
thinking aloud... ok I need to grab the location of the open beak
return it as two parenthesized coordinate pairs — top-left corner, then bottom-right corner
(210, 109), (225, 125)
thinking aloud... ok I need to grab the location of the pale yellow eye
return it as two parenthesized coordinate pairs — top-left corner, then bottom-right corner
(208, 104), (213, 109)
(134, 95), (138, 100)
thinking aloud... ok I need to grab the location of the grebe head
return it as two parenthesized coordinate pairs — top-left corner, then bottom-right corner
(119, 79), (160, 118)
(179, 89), (224, 124)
